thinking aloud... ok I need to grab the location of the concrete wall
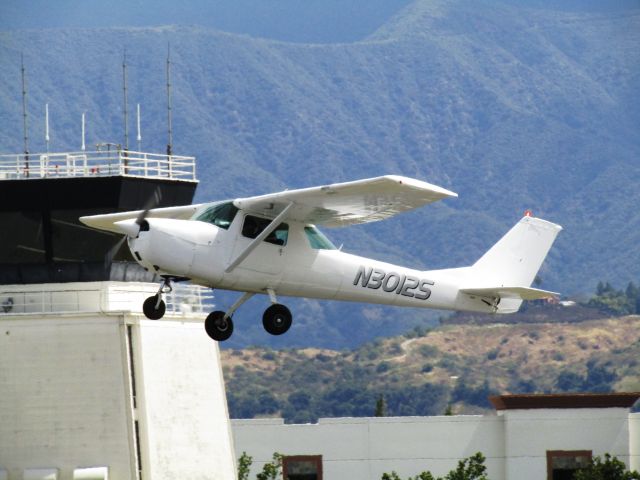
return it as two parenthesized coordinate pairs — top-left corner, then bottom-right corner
(631, 413), (640, 471)
(233, 408), (640, 480)
(0, 316), (134, 480)
(502, 408), (634, 478)
(232, 416), (505, 480)
(135, 319), (236, 480)
(0, 283), (236, 480)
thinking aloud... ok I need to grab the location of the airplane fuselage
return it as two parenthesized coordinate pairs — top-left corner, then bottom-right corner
(127, 213), (499, 314)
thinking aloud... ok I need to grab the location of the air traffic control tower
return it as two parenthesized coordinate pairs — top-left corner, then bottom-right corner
(0, 149), (236, 480)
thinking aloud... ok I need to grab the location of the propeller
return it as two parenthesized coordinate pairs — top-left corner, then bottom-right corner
(103, 187), (163, 273)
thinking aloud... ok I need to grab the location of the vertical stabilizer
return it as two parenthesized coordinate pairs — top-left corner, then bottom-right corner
(471, 215), (562, 287)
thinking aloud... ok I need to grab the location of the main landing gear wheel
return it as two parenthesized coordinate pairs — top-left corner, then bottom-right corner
(262, 304), (292, 336)
(205, 311), (234, 342)
(143, 294), (166, 320)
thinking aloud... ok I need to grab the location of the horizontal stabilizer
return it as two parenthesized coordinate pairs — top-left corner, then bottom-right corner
(460, 286), (559, 301)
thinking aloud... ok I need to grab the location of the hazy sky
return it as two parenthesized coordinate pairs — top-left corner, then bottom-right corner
(3, 0), (636, 43)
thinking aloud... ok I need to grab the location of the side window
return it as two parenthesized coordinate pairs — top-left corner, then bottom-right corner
(242, 215), (289, 246)
(304, 226), (336, 250)
(194, 202), (238, 229)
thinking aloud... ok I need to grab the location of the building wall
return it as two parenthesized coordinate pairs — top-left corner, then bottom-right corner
(135, 319), (236, 480)
(502, 408), (634, 479)
(233, 408), (640, 480)
(232, 416), (505, 480)
(0, 284), (236, 480)
(0, 315), (134, 480)
(631, 413), (640, 471)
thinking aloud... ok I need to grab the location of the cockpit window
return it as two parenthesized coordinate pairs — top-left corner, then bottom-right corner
(304, 226), (337, 250)
(193, 202), (238, 229)
(242, 215), (289, 246)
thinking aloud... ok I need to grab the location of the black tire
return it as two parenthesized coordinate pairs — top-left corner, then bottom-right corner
(205, 311), (234, 341)
(143, 295), (166, 320)
(262, 304), (292, 336)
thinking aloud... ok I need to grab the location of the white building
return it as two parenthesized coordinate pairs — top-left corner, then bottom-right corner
(0, 282), (237, 480)
(232, 393), (640, 480)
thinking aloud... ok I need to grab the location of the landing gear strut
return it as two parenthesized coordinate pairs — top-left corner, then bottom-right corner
(201, 289), (294, 342)
(142, 278), (171, 320)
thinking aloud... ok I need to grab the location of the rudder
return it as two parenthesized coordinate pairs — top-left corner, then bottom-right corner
(471, 215), (562, 287)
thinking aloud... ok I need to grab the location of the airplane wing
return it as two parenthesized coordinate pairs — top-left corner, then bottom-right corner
(234, 175), (457, 227)
(80, 204), (203, 234)
(459, 286), (559, 301)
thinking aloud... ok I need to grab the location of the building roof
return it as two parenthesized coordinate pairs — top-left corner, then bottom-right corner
(489, 392), (640, 410)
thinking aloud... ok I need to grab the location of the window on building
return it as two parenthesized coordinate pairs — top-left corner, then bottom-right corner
(242, 215), (289, 246)
(283, 455), (323, 480)
(547, 450), (592, 480)
(193, 202), (239, 230)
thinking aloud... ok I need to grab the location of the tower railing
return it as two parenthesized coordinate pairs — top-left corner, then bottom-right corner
(0, 282), (213, 317)
(0, 150), (197, 182)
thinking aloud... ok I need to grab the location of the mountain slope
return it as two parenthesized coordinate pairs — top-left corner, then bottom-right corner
(222, 315), (640, 422)
(1, 1), (638, 347)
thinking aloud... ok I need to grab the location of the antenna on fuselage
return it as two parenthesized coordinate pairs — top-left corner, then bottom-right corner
(21, 53), (30, 177)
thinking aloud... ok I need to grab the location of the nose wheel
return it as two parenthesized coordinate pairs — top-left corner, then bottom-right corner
(142, 278), (172, 320)
(262, 304), (292, 336)
(143, 294), (166, 320)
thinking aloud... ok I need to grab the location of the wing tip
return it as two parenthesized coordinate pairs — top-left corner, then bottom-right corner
(385, 175), (458, 198)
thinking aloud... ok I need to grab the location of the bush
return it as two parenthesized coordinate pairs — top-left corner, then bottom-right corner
(573, 453), (640, 480)
(381, 452), (488, 480)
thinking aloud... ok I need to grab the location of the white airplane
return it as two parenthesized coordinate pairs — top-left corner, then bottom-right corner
(80, 175), (562, 341)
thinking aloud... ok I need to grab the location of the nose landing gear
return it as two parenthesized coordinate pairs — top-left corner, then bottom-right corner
(142, 278), (172, 320)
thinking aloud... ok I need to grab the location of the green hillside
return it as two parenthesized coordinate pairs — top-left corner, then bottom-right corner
(1, 0), (639, 347)
(222, 314), (640, 422)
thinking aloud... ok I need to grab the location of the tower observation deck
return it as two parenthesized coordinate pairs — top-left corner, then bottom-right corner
(0, 148), (197, 284)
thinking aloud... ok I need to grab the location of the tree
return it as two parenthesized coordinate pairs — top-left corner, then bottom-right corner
(444, 453), (488, 480)
(257, 452), (283, 480)
(572, 453), (640, 480)
(381, 452), (488, 480)
(238, 451), (252, 480)
(375, 394), (387, 417)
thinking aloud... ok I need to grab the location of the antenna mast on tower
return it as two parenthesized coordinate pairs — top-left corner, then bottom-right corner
(136, 103), (142, 151)
(166, 43), (173, 157)
(122, 49), (129, 151)
(21, 54), (30, 177)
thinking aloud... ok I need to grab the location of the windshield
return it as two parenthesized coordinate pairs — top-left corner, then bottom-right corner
(304, 226), (337, 250)
(192, 202), (238, 229)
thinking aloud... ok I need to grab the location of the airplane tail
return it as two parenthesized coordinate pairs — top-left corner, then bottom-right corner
(459, 215), (562, 313)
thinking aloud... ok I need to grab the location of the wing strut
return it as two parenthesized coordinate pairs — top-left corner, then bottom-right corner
(225, 202), (294, 273)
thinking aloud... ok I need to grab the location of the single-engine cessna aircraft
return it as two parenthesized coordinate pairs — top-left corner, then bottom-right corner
(80, 175), (562, 341)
